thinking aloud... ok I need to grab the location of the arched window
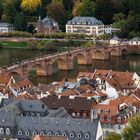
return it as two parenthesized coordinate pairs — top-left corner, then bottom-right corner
(32, 131), (37, 136)
(0, 127), (4, 134)
(25, 131), (30, 136)
(47, 131), (52, 136)
(85, 133), (90, 139)
(18, 130), (22, 136)
(6, 128), (10, 135)
(70, 132), (75, 138)
(55, 131), (60, 136)
(77, 132), (82, 139)
(62, 132), (67, 137)
(40, 131), (45, 136)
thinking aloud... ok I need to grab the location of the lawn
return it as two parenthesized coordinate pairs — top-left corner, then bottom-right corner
(1, 41), (28, 49)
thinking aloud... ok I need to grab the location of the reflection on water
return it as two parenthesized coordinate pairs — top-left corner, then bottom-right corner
(0, 48), (140, 84)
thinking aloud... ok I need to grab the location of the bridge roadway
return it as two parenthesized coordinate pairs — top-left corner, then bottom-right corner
(1, 45), (128, 77)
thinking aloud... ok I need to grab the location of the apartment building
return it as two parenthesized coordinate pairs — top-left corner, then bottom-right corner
(66, 17), (104, 36)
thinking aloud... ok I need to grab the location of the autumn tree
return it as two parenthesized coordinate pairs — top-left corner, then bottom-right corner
(21, 0), (41, 12)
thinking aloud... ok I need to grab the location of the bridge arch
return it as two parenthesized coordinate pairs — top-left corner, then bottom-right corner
(29, 64), (47, 76)
(52, 58), (67, 70)
(109, 49), (118, 56)
(73, 53), (86, 65)
(92, 50), (105, 60)
(122, 48), (127, 55)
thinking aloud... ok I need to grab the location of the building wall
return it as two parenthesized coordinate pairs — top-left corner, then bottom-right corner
(0, 27), (14, 33)
(66, 24), (104, 36)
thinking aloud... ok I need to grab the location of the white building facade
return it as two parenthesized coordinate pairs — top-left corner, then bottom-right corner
(0, 22), (14, 33)
(66, 17), (104, 36)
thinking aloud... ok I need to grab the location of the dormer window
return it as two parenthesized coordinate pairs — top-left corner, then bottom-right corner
(18, 130), (22, 136)
(32, 131), (37, 136)
(55, 131), (60, 136)
(77, 132), (82, 138)
(0, 127), (4, 134)
(62, 132), (67, 136)
(47, 131), (52, 136)
(25, 130), (29, 136)
(70, 132), (75, 138)
(6, 128), (10, 135)
(40, 131), (45, 136)
(85, 132), (90, 139)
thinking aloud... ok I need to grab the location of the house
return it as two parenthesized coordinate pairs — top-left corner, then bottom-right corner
(110, 36), (120, 45)
(9, 78), (33, 97)
(129, 37), (140, 45)
(0, 98), (48, 117)
(0, 22), (14, 33)
(97, 98), (137, 137)
(66, 16), (104, 36)
(0, 107), (103, 140)
(104, 25), (120, 34)
(41, 95), (97, 118)
(37, 16), (59, 34)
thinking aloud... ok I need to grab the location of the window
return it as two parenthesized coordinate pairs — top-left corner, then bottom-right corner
(77, 132), (82, 138)
(85, 133), (90, 139)
(72, 112), (76, 117)
(40, 131), (45, 136)
(70, 132), (75, 138)
(18, 130), (22, 136)
(55, 131), (60, 136)
(6, 128), (10, 135)
(32, 131), (37, 135)
(117, 117), (121, 122)
(47, 131), (52, 136)
(118, 125), (121, 129)
(62, 132), (67, 136)
(25, 131), (29, 136)
(0, 128), (4, 134)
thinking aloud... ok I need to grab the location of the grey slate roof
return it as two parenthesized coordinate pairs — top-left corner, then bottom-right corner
(41, 16), (58, 27)
(67, 16), (103, 25)
(47, 107), (71, 118)
(130, 37), (140, 41)
(0, 111), (15, 127)
(14, 116), (99, 140)
(0, 98), (48, 116)
(0, 22), (13, 27)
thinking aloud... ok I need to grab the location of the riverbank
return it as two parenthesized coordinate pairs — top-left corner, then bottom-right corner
(0, 40), (89, 51)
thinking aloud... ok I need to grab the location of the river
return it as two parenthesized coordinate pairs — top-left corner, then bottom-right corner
(0, 48), (140, 84)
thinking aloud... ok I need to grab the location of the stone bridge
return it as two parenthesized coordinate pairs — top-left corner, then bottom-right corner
(2, 45), (128, 77)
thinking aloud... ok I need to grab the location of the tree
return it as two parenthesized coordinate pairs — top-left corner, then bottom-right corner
(72, 0), (95, 17)
(95, 0), (117, 24)
(113, 13), (125, 22)
(77, 0), (95, 16)
(123, 114), (140, 140)
(1, 0), (17, 23)
(104, 132), (121, 140)
(21, 0), (41, 12)
(47, 0), (67, 31)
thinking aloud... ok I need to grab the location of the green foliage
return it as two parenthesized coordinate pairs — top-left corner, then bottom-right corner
(122, 114), (140, 140)
(47, 0), (68, 31)
(0, 31), (32, 37)
(73, 0), (95, 17)
(104, 132), (121, 140)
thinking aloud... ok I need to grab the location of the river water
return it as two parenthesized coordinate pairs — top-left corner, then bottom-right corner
(0, 48), (140, 84)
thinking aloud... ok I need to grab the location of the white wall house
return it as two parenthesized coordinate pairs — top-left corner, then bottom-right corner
(110, 36), (120, 45)
(0, 22), (14, 33)
(66, 16), (104, 36)
(104, 25), (120, 34)
(129, 37), (140, 45)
